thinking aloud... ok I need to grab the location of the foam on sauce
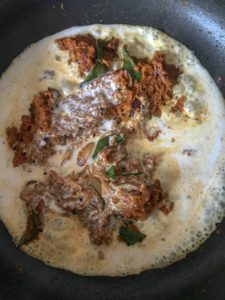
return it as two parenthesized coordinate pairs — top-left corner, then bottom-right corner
(0, 24), (225, 276)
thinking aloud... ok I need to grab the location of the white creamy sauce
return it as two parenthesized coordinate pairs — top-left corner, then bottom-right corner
(0, 24), (225, 276)
(100, 119), (115, 133)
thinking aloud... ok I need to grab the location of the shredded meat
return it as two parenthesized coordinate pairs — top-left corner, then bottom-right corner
(20, 181), (46, 213)
(48, 171), (114, 245)
(56, 34), (97, 76)
(78, 202), (113, 245)
(146, 180), (173, 214)
(88, 137), (173, 220)
(156, 197), (174, 214)
(103, 182), (160, 220)
(21, 171), (113, 245)
(47, 171), (93, 212)
(20, 137), (173, 245)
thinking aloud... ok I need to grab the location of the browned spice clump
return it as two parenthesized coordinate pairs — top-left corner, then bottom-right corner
(30, 89), (56, 130)
(6, 89), (59, 167)
(102, 37), (120, 68)
(134, 51), (181, 117)
(55, 34), (181, 120)
(56, 34), (97, 75)
(112, 51), (181, 123)
(7, 41), (182, 168)
(170, 96), (185, 114)
(56, 35), (119, 76)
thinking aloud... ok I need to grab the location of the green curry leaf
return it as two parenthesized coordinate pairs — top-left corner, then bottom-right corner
(92, 136), (110, 159)
(92, 134), (125, 160)
(107, 165), (116, 179)
(119, 224), (146, 246)
(96, 39), (104, 60)
(121, 172), (143, 177)
(17, 210), (42, 248)
(115, 134), (124, 144)
(122, 47), (141, 81)
(81, 63), (108, 85)
(81, 40), (108, 86)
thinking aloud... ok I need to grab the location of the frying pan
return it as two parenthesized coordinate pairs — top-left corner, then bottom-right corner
(0, 0), (225, 299)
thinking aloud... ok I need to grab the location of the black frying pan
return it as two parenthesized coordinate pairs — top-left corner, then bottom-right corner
(1, 0), (225, 299)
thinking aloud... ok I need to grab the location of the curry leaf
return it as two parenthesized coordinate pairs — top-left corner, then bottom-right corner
(107, 165), (116, 179)
(92, 136), (110, 159)
(17, 211), (42, 248)
(122, 47), (136, 68)
(92, 134), (125, 159)
(121, 172), (143, 176)
(81, 40), (108, 86)
(81, 63), (108, 85)
(96, 39), (104, 60)
(115, 134), (124, 144)
(128, 68), (142, 81)
(122, 47), (141, 81)
(119, 224), (146, 246)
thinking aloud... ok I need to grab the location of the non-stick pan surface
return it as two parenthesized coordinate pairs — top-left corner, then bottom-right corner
(1, 0), (225, 299)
